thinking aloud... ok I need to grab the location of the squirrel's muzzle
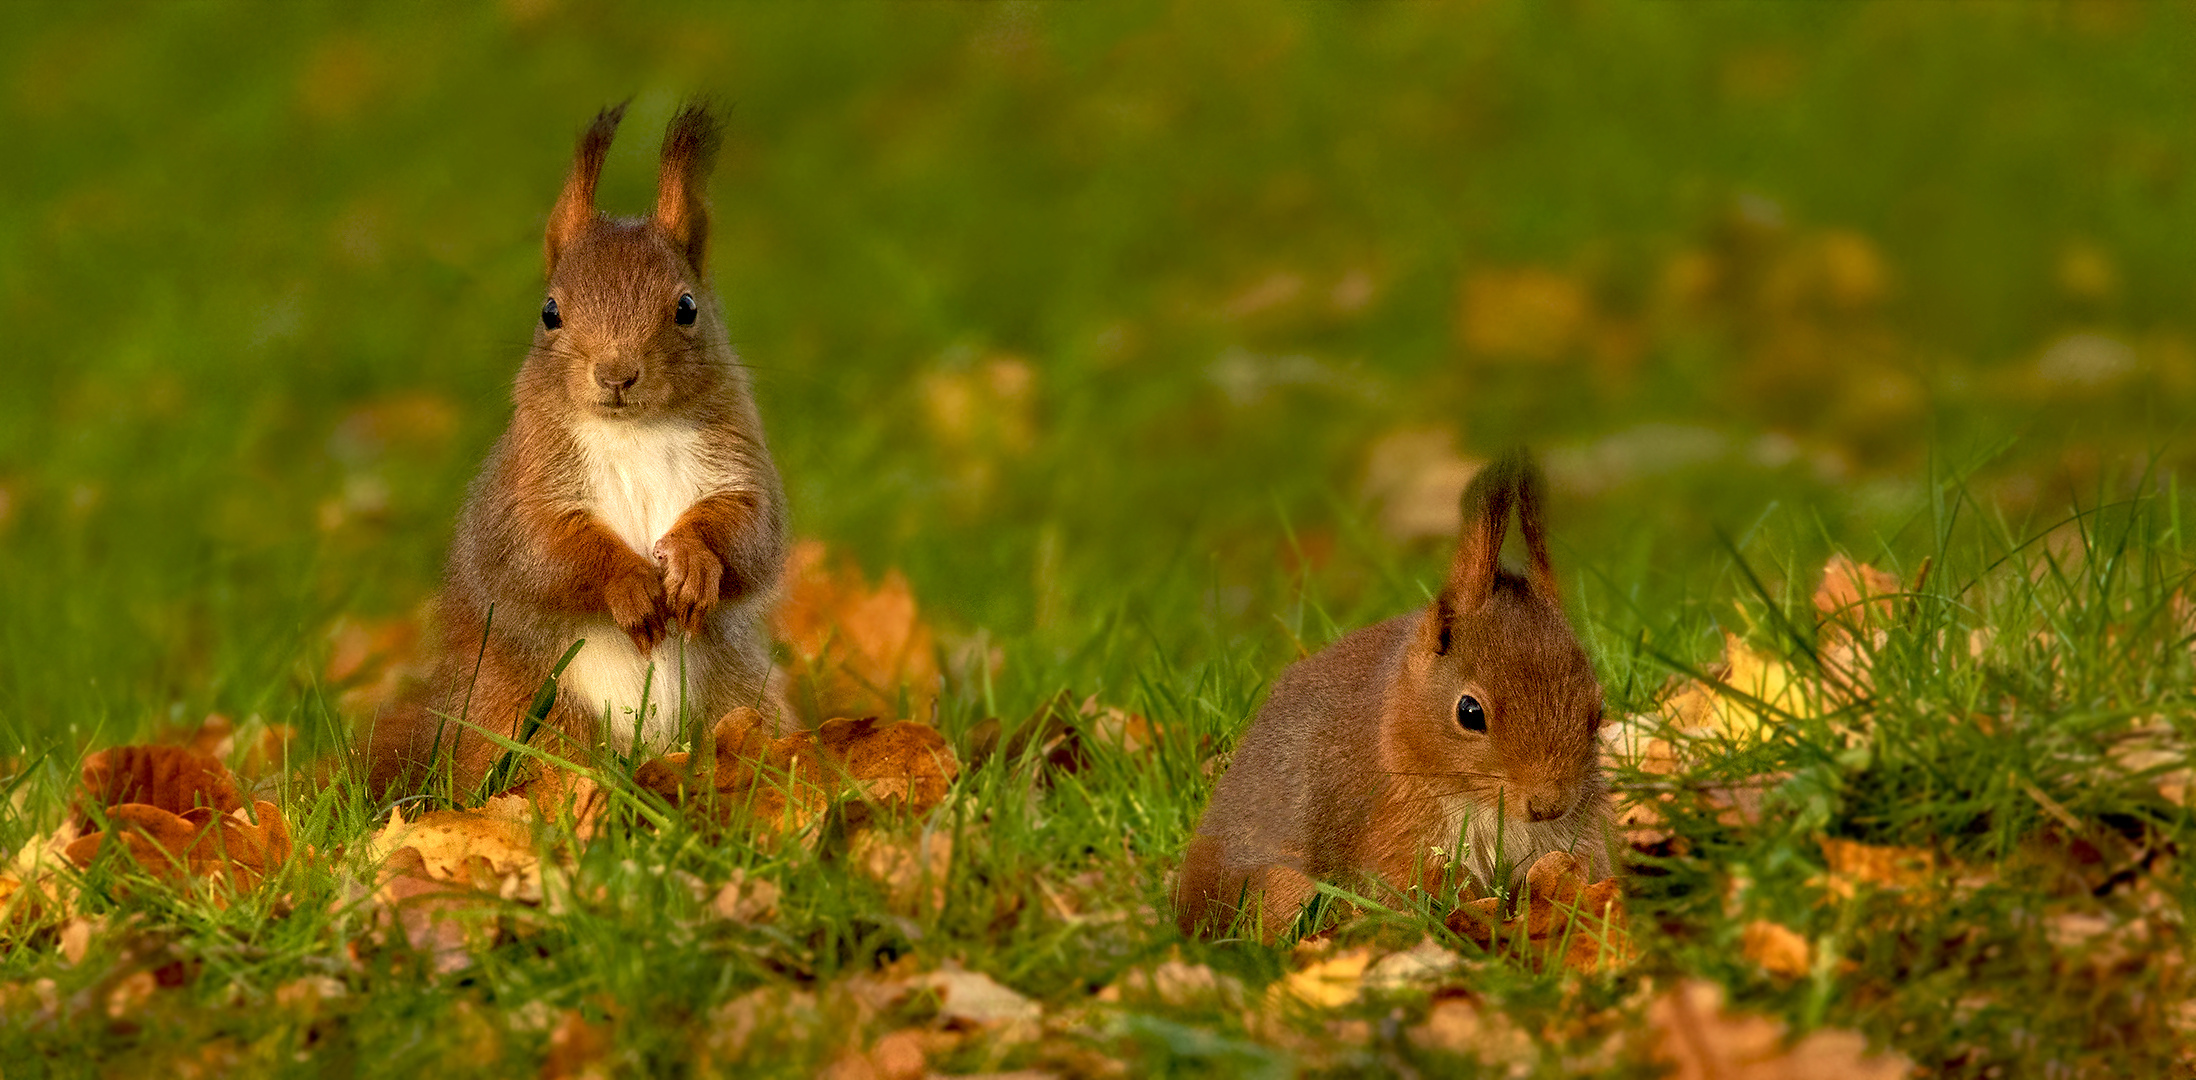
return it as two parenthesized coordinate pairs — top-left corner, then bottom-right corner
(1521, 786), (1575, 823)
(593, 360), (641, 394)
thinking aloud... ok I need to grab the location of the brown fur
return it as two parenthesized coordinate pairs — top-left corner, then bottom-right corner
(1174, 451), (1611, 940)
(365, 104), (787, 797)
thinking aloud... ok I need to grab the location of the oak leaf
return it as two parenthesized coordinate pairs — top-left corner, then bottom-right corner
(1742, 920), (1814, 978)
(774, 541), (942, 722)
(1444, 851), (1631, 973)
(1647, 979), (1909, 1079)
(850, 827), (952, 915)
(64, 746), (289, 893)
(636, 707), (958, 834)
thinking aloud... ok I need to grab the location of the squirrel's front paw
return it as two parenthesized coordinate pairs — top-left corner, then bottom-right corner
(653, 534), (724, 637)
(605, 566), (669, 657)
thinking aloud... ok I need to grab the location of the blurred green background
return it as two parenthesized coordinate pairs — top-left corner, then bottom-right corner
(3, 0), (2193, 749)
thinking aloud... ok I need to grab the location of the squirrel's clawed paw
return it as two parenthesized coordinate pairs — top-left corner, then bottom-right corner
(606, 565), (670, 657)
(654, 534), (725, 638)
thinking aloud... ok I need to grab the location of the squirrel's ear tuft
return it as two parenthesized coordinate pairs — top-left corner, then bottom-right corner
(1511, 450), (1560, 604)
(1443, 451), (1522, 617)
(1438, 447), (1559, 619)
(547, 102), (627, 276)
(655, 101), (723, 276)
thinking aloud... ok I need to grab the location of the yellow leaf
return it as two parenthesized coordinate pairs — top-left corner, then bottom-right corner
(1741, 920), (1813, 978)
(1273, 947), (1376, 1009)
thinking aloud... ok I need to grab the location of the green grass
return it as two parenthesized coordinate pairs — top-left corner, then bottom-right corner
(3, 1), (2195, 1075)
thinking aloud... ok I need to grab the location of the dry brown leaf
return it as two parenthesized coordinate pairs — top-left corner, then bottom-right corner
(1362, 938), (1469, 993)
(2110, 718), (2192, 806)
(1271, 947), (1376, 1010)
(1816, 837), (1935, 901)
(64, 799), (292, 893)
(372, 846), (488, 974)
(709, 870), (780, 923)
(636, 707), (958, 835)
(366, 804), (539, 900)
(864, 1030), (928, 1080)
(1743, 920), (1814, 978)
(1812, 555), (1903, 630)
(1408, 996), (1534, 1064)
(72, 745), (241, 826)
(774, 541), (942, 722)
(1647, 979), (1909, 1080)
(542, 1008), (612, 1080)
(1445, 851), (1632, 973)
(58, 916), (97, 965)
(910, 962), (1041, 1029)
(851, 828), (952, 915)
(1097, 954), (1244, 1009)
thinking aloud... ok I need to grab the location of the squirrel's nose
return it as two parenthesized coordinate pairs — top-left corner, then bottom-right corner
(1523, 789), (1573, 823)
(593, 362), (640, 392)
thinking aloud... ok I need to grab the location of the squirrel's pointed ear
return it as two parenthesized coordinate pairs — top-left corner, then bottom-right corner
(1441, 453), (1521, 620)
(654, 102), (722, 276)
(547, 103), (626, 276)
(1511, 451), (1561, 605)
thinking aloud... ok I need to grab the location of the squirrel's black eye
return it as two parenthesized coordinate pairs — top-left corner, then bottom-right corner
(1456, 694), (1486, 733)
(674, 292), (698, 326)
(541, 297), (562, 330)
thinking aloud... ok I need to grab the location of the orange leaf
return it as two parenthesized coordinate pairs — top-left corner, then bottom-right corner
(1742, 920), (1814, 978)
(64, 799), (291, 893)
(73, 745), (241, 826)
(1647, 979), (1910, 1079)
(637, 707), (959, 834)
(1444, 851), (1632, 973)
(773, 541), (942, 722)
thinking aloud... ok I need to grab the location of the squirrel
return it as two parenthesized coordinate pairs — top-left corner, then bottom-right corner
(365, 103), (789, 797)
(1174, 449), (1611, 939)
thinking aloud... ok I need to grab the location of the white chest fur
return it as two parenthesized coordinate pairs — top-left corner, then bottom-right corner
(562, 417), (713, 754)
(573, 417), (710, 557)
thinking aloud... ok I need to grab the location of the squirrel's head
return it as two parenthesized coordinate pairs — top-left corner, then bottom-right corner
(1389, 451), (1605, 829)
(524, 103), (729, 420)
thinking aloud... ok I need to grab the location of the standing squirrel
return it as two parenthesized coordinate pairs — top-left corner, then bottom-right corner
(1174, 450), (1610, 939)
(367, 103), (788, 796)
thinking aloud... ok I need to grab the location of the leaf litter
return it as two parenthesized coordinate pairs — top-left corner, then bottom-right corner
(12, 547), (2192, 1075)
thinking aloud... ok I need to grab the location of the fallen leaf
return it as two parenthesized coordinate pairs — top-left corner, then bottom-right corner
(2110, 718), (2192, 806)
(850, 827), (952, 915)
(542, 1008), (613, 1080)
(774, 541), (943, 722)
(1362, 938), (1469, 993)
(1742, 920), (1813, 978)
(636, 707), (958, 835)
(1445, 851), (1632, 973)
(1816, 837), (1935, 901)
(64, 799), (292, 893)
(1408, 996), (1534, 1065)
(1097, 954), (1243, 1009)
(273, 975), (347, 1012)
(72, 745), (241, 826)
(1647, 979), (1910, 1079)
(709, 870), (780, 923)
(1812, 555), (1903, 630)
(1272, 946), (1375, 1010)
(865, 1029), (928, 1080)
(911, 962), (1041, 1028)
(59, 916), (98, 965)
(365, 804), (540, 900)
(372, 846), (488, 974)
